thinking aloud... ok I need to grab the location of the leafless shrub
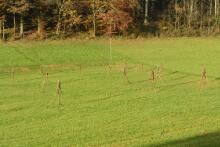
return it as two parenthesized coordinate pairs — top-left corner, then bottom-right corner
(201, 67), (207, 81)
(40, 65), (49, 87)
(106, 64), (112, 72)
(200, 67), (208, 90)
(123, 64), (131, 84)
(11, 67), (15, 80)
(141, 64), (144, 70)
(79, 64), (82, 73)
(108, 64), (112, 71)
(56, 80), (62, 105)
(40, 65), (44, 75)
(149, 69), (159, 93)
(151, 70), (156, 81)
(156, 66), (162, 79)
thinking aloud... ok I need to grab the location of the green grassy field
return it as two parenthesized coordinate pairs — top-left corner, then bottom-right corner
(0, 38), (220, 147)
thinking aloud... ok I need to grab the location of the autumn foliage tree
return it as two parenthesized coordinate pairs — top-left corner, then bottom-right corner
(100, 0), (135, 35)
(2, 0), (220, 40)
(55, 0), (81, 37)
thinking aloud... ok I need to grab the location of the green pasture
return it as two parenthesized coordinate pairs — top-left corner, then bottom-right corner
(0, 38), (220, 146)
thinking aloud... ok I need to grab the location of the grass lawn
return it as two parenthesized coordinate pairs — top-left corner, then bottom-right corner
(0, 38), (220, 146)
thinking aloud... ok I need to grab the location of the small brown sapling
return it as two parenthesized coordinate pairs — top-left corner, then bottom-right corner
(105, 64), (112, 72)
(123, 64), (131, 84)
(201, 67), (207, 81)
(11, 67), (15, 80)
(200, 67), (208, 90)
(149, 69), (157, 93)
(42, 72), (49, 86)
(56, 80), (62, 105)
(40, 65), (44, 75)
(123, 66), (127, 76)
(156, 66), (161, 79)
(151, 70), (156, 81)
(46, 72), (49, 80)
(79, 64), (82, 73)
(108, 64), (112, 71)
(41, 66), (49, 87)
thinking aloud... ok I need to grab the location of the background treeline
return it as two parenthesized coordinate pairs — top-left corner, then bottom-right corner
(1, 0), (220, 40)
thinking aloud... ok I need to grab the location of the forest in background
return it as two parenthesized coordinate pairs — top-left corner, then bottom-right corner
(1, 0), (220, 40)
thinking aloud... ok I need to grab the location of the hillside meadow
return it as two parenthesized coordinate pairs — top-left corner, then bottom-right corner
(0, 38), (220, 146)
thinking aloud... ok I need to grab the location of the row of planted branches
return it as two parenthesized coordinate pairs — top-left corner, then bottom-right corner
(7, 63), (209, 106)
(1, 0), (220, 40)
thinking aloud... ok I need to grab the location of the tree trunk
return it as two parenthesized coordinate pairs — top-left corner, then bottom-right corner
(92, 0), (96, 37)
(0, 20), (2, 39)
(2, 19), (5, 40)
(144, 0), (149, 25)
(56, 15), (61, 36)
(13, 12), (16, 38)
(218, 0), (220, 31)
(62, 24), (66, 39)
(188, 0), (194, 29)
(37, 15), (45, 38)
(214, 0), (219, 32)
(200, 0), (203, 34)
(208, 0), (213, 34)
(56, 7), (61, 36)
(174, 0), (178, 31)
(20, 15), (24, 38)
(215, 0), (218, 17)
(37, 16), (41, 35)
(93, 14), (96, 37)
(183, 0), (187, 29)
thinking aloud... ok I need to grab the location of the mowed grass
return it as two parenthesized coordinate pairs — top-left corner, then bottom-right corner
(0, 38), (220, 147)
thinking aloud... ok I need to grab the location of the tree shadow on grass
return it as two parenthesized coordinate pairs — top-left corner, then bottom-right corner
(147, 131), (220, 147)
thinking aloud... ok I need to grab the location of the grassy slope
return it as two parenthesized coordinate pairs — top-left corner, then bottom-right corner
(0, 38), (220, 147)
(0, 40), (127, 67)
